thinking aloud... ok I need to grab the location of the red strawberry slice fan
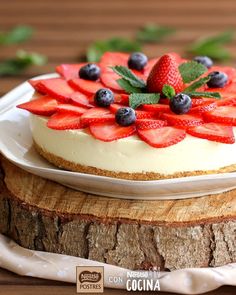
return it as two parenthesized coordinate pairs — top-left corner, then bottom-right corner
(18, 52), (236, 146)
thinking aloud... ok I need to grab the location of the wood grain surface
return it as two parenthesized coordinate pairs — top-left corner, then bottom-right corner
(1, 0), (236, 98)
(1, 0), (236, 294)
(2, 158), (236, 226)
(1, 158), (235, 271)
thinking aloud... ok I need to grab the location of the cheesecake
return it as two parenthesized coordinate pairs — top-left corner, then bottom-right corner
(17, 52), (236, 180)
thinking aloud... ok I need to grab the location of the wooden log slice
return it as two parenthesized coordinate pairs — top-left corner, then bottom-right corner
(0, 157), (235, 271)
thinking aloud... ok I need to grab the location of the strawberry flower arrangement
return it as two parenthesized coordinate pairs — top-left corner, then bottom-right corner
(18, 52), (236, 147)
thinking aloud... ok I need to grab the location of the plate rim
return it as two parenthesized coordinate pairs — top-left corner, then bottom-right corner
(1, 74), (236, 199)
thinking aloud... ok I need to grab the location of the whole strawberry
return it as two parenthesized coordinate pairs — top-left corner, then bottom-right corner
(147, 53), (184, 94)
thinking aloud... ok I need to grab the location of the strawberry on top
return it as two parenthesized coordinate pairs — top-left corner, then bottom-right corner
(147, 53), (184, 94)
(17, 52), (236, 147)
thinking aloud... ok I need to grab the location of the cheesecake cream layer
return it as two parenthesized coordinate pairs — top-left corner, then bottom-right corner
(30, 114), (236, 175)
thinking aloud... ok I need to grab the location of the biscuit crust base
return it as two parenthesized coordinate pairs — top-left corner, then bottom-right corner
(34, 141), (236, 181)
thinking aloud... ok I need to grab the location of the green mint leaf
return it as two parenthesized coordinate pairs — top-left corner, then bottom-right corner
(16, 50), (47, 66)
(0, 50), (47, 76)
(86, 38), (141, 62)
(187, 31), (233, 61)
(0, 60), (22, 76)
(129, 93), (160, 109)
(0, 26), (33, 45)
(162, 84), (176, 99)
(136, 23), (175, 43)
(117, 79), (142, 93)
(179, 61), (207, 83)
(201, 46), (231, 61)
(111, 65), (146, 88)
(184, 91), (221, 99)
(184, 76), (210, 92)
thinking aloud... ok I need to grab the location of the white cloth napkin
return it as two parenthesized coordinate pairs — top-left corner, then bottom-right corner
(0, 234), (235, 294)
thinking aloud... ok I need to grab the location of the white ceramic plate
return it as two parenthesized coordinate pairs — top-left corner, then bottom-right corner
(1, 74), (236, 200)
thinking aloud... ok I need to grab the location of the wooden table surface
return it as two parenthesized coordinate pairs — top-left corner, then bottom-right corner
(0, 0), (236, 294)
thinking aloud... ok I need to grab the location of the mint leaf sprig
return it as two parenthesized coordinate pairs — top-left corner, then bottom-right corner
(178, 61), (207, 83)
(0, 50), (47, 76)
(129, 93), (160, 109)
(187, 30), (234, 61)
(112, 61), (222, 109)
(136, 24), (175, 43)
(162, 84), (176, 99)
(117, 79), (143, 94)
(178, 61), (221, 99)
(161, 84), (221, 100)
(161, 62), (210, 98)
(184, 76), (210, 92)
(111, 66), (160, 109)
(86, 24), (176, 62)
(111, 66), (146, 88)
(111, 65), (146, 94)
(0, 26), (33, 45)
(184, 91), (221, 99)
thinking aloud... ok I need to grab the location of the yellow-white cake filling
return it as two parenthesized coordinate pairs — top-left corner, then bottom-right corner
(30, 114), (236, 174)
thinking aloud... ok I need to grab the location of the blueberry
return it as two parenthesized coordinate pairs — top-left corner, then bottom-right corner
(115, 107), (136, 126)
(79, 63), (100, 81)
(128, 52), (148, 71)
(170, 93), (192, 114)
(193, 56), (213, 69)
(207, 71), (228, 88)
(94, 88), (114, 107)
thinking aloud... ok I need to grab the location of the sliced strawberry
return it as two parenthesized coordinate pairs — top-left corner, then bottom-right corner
(29, 79), (41, 88)
(110, 103), (125, 113)
(70, 92), (94, 108)
(204, 106), (236, 125)
(114, 93), (129, 105)
(190, 101), (217, 114)
(56, 104), (88, 115)
(69, 78), (104, 95)
(39, 78), (75, 103)
(100, 52), (129, 92)
(100, 71), (124, 92)
(136, 119), (167, 130)
(131, 69), (146, 80)
(137, 126), (186, 148)
(216, 97), (236, 107)
(28, 79), (48, 94)
(110, 104), (154, 119)
(135, 110), (155, 119)
(191, 98), (216, 107)
(101, 70), (145, 92)
(89, 121), (136, 142)
(162, 113), (204, 127)
(159, 98), (170, 105)
(187, 123), (235, 144)
(56, 63), (86, 79)
(100, 52), (147, 91)
(142, 104), (170, 113)
(221, 82), (236, 97)
(147, 53), (184, 94)
(206, 83), (236, 103)
(47, 113), (83, 130)
(204, 85), (233, 97)
(100, 52), (129, 68)
(17, 96), (59, 116)
(143, 58), (159, 77)
(199, 82), (236, 106)
(80, 107), (115, 126)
